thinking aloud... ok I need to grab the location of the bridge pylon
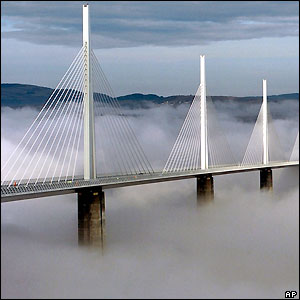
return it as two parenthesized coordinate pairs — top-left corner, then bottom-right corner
(197, 174), (214, 205)
(200, 55), (208, 170)
(262, 79), (269, 165)
(78, 4), (104, 248)
(83, 4), (96, 180)
(198, 55), (214, 202)
(78, 187), (105, 248)
(261, 79), (272, 191)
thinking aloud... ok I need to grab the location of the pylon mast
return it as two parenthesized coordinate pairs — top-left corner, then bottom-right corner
(83, 4), (96, 179)
(262, 79), (269, 165)
(200, 55), (208, 169)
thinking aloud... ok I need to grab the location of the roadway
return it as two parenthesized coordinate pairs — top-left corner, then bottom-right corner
(1, 161), (299, 202)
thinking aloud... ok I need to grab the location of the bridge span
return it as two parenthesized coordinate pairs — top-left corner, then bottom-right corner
(2, 161), (298, 203)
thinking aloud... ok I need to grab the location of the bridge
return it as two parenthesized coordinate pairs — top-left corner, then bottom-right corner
(1, 161), (298, 203)
(1, 5), (299, 245)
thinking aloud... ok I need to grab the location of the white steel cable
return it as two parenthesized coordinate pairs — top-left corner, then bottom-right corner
(18, 52), (85, 185)
(56, 75), (85, 181)
(242, 105), (263, 165)
(91, 65), (134, 175)
(92, 65), (135, 174)
(180, 99), (198, 170)
(290, 132), (299, 161)
(92, 57), (145, 173)
(94, 101), (125, 176)
(65, 98), (84, 181)
(94, 100), (128, 175)
(27, 56), (85, 184)
(58, 91), (85, 182)
(190, 95), (202, 170)
(52, 69), (85, 182)
(177, 94), (200, 171)
(5, 49), (84, 186)
(92, 51), (153, 173)
(164, 97), (196, 172)
(268, 111), (286, 162)
(92, 57), (147, 174)
(192, 98), (202, 170)
(46, 62), (85, 183)
(72, 104), (84, 181)
(206, 95), (236, 167)
(1, 47), (84, 181)
(93, 97), (127, 174)
(167, 88), (201, 172)
(93, 89), (131, 175)
(92, 59), (140, 174)
(164, 86), (201, 172)
(93, 94), (130, 175)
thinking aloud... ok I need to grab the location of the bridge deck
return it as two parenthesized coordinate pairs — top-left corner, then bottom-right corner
(1, 161), (298, 202)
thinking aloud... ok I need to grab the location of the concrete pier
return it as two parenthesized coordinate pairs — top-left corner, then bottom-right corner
(197, 174), (214, 204)
(260, 168), (273, 191)
(77, 187), (105, 248)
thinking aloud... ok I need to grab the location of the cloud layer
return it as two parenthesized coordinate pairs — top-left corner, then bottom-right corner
(1, 172), (299, 298)
(1, 95), (299, 298)
(1, 1), (299, 48)
(1, 96), (299, 179)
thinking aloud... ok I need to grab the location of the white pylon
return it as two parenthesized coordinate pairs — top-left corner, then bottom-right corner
(262, 79), (269, 165)
(83, 4), (96, 180)
(200, 55), (208, 169)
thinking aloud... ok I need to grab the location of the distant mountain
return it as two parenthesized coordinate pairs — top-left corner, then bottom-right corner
(1, 83), (299, 109)
(1, 84), (53, 108)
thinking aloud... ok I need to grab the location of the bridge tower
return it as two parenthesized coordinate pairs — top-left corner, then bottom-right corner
(78, 4), (105, 248)
(260, 79), (273, 191)
(200, 55), (208, 170)
(83, 4), (96, 180)
(262, 79), (269, 165)
(197, 55), (213, 204)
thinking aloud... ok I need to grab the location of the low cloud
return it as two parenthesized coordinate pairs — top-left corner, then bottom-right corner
(1, 98), (298, 179)
(1, 174), (299, 298)
(1, 97), (299, 298)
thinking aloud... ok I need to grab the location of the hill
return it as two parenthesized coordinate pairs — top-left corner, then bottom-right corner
(1, 83), (299, 109)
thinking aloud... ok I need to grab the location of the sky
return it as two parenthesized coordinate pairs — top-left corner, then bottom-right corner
(1, 1), (299, 96)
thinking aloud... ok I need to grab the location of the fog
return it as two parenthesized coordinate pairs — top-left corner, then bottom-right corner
(1, 98), (299, 298)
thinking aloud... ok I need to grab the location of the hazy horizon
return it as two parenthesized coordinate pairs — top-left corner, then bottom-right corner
(1, 82), (299, 99)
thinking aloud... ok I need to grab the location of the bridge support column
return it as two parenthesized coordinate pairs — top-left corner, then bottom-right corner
(260, 168), (273, 191)
(77, 187), (105, 248)
(197, 174), (214, 204)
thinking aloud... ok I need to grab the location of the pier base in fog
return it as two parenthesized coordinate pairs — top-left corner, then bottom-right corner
(260, 168), (273, 191)
(197, 174), (214, 205)
(77, 187), (105, 248)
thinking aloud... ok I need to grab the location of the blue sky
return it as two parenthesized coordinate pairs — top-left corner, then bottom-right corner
(1, 1), (299, 96)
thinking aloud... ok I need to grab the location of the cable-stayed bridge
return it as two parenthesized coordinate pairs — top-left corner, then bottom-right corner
(1, 5), (298, 245)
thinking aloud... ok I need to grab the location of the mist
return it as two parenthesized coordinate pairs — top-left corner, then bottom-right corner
(1, 98), (299, 298)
